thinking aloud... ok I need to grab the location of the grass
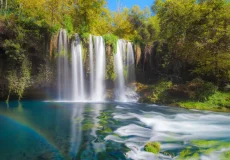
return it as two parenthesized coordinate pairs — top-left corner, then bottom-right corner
(178, 91), (230, 112)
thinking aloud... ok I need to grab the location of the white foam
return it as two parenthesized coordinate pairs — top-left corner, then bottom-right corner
(127, 113), (230, 141)
(115, 105), (131, 109)
(115, 124), (152, 138)
(104, 135), (125, 143)
(106, 107), (230, 160)
(126, 150), (157, 160)
(113, 113), (135, 120)
(161, 143), (184, 150)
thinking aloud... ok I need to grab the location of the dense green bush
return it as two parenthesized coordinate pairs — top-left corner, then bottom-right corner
(80, 32), (90, 44)
(224, 84), (230, 92)
(3, 40), (25, 63)
(6, 57), (31, 101)
(103, 34), (118, 54)
(154, 81), (172, 100)
(188, 78), (218, 101)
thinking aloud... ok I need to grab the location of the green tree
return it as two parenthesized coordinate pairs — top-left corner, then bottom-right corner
(73, 0), (110, 35)
(153, 0), (230, 85)
(112, 8), (134, 40)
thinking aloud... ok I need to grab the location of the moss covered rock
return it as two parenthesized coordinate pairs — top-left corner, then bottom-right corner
(144, 142), (161, 154)
(220, 151), (230, 160)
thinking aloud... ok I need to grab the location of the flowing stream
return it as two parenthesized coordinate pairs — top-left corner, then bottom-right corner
(0, 101), (230, 160)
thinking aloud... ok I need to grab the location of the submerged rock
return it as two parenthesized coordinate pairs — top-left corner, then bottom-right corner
(144, 142), (161, 154)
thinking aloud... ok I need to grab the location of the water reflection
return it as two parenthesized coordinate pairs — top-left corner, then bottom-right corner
(69, 103), (106, 159)
(70, 104), (84, 158)
(91, 104), (104, 137)
(17, 101), (23, 112)
(91, 104), (106, 154)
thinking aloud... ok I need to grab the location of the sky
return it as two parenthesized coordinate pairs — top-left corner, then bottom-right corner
(107, 0), (154, 11)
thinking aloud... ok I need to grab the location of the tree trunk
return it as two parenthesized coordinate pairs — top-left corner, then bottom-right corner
(0, 0), (3, 9)
(5, 0), (7, 10)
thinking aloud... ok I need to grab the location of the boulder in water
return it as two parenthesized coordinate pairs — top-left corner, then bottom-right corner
(144, 142), (161, 154)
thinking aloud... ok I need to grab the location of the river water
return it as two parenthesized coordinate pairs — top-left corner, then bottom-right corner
(0, 101), (230, 160)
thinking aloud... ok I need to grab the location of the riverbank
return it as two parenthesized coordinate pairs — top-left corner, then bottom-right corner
(1, 81), (229, 113)
(136, 79), (230, 112)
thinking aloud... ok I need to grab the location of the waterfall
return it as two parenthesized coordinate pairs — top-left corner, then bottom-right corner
(127, 42), (136, 84)
(89, 35), (94, 99)
(57, 29), (70, 100)
(71, 34), (86, 101)
(89, 36), (106, 102)
(114, 40), (138, 102)
(93, 36), (106, 101)
(56, 29), (137, 102)
(126, 42), (139, 101)
(114, 40), (126, 101)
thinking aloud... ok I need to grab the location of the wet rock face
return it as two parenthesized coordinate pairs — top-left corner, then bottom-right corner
(0, 21), (6, 36)
(0, 50), (7, 100)
(135, 44), (155, 72)
(135, 44), (142, 68)
(0, 84), (7, 99)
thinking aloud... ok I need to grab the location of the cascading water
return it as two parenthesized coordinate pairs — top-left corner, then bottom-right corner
(57, 29), (70, 100)
(89, 36), (106, 102)
(89, 35), (94, 99)
(114, 40), (138, 102)
(114, 40), (126, 101)
(125, 42), (139, 101)
(57, 29), (137, 102)
(71, 34), (86, 101)
(126, 42), (136, 85)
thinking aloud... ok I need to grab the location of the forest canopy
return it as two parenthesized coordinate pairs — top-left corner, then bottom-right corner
(0, 0), (230, 87)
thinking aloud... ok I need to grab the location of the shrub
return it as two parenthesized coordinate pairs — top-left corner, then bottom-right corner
(224, 84), (230, 92)
(153, 81), (172, 100)
(6, 57), (31, 101)
(80, 32), (90, 44)
(188, 78), (218, 101)
(3, 40), (25, 63)
(103, 34), (118, 54)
